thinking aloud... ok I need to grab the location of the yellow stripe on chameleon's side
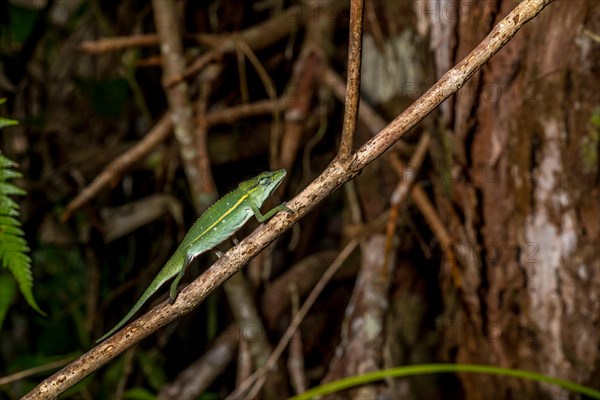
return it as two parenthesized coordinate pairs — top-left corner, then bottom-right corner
(188, 186), (259, 247)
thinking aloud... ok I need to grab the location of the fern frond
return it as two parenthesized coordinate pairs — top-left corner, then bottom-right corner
(0, 151), (46, 316)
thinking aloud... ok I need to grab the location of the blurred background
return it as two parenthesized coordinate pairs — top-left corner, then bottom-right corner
(0, 0), (598, 399)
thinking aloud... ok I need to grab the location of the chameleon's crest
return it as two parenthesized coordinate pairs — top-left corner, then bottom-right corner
(238, 169), (285, 189)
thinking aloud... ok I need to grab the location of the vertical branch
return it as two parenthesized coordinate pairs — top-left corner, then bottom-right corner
(336, 0), (364, 161)
(152, 0), (204, 212)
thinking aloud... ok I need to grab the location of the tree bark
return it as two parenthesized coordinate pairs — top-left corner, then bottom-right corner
(430, 0), (600, 398)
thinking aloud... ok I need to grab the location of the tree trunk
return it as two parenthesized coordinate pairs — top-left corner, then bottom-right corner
(430, 0), (600, 398)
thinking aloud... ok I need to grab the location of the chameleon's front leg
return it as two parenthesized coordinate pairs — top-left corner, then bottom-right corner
(168, 273), (183, 304)
(169, 257), (190, 304)
(250, 202), (294, 223)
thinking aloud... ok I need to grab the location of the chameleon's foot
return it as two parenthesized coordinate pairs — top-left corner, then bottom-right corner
(283, 203), (295, 215)
(169, 289), (178, 305)
(214, 249), (224, 258)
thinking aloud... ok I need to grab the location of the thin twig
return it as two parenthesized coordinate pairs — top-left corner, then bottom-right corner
(159, 249), (338, 399)
(223, 272), (289, 398)
(582, 29), (600, 44)
(23, 2), (555, 397)
(202, 98), (286, 126)
(227, 240), (359, 400)
(80, 34), (161, 53)
(337, 0), (364, 161)
(235, 43), (249, 103)
(0, 356), (73, 385)
(261, 250), (339, 328)
(287, 283), (307, 394)
(157, 325), (239, 399)
(236, 337), (252, 388)
(279, 48), (322, 173)
(195, 69), (219, 209)
(278, 0), (342, 176)
(234, 37), (281, 169)
(80, 33), (221, 54)
(60, 114), (172, 222)
(382, 132), (431, 276)
(321, 235), (391, 395)
(325, 68), (461, 283)
(61, 99), (286, 222)
(322, 67), (411, 153)
(173, 6), (302, 86)
(113, 348), (136, 400)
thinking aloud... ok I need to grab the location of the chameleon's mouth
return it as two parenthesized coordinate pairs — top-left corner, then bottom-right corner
(272, 169), (287, 185)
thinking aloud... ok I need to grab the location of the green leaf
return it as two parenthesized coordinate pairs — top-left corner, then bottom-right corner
(0, 117), (19, 129)
(0, 217), (25, 236)
(0, 151), (46, 316)
(122, 388), (157, 400)
(0, 273), (18, 330)
(291, 364), (600, 400)
(0, 97), (18, 129)
(0, 153), (17, 168)
(0, 167), (22, 181)
(0, 197), (20, 216)
(0, 215), (22, 227)
(0, 181), (26, 196)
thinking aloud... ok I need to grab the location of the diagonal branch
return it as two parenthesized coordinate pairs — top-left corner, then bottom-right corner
(60, 99), (285, 223)
(173, 5), (302, 86)
(23, 1), (556, 398)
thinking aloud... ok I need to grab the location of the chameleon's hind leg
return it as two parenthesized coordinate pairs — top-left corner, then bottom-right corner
(169, 256), (191, 304)
(213, 237), (238, 259)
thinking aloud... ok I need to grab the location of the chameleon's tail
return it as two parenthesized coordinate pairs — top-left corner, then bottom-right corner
(95, 253), (184, 343)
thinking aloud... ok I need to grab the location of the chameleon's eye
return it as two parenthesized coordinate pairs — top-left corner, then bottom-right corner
(259, 176), (269, 186)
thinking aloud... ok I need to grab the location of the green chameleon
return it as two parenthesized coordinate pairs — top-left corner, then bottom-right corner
(96, 169), (292, 343)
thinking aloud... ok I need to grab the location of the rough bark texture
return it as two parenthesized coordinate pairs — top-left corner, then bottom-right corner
(429, 1), (600, 398)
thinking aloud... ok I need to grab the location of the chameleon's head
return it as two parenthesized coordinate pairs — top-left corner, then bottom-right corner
(241, 169), (287, 205)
